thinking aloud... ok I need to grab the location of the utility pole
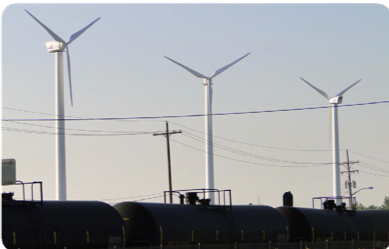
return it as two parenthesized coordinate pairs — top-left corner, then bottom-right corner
(340, 150), (359, 210)
(153, 121), (182, 204)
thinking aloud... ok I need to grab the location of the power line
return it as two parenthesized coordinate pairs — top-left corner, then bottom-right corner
(100, 192), (163, 202)
(349, 150), (389, 164)
(5, 113), (385, 165)
(172, 136), (389, 174)
(2, 127), (155, 136)
(181, 132), (332, 165)
(359, 162), (389, 174)
(4, 105), (389, 175)
(359, 170), (389, 178)
(5, 120), (157, 135)
(346, 150), (389, 176)
(3, 107), (65, 117)
(170, 138), (330, 168)
(171, 121), (334, 152)
(106, 195), (166, 205)
(5, 111), (388, 170)
(2, 106), (164, 123)
(3, 100), (389, 122)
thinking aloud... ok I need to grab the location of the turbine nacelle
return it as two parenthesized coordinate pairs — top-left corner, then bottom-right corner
(46, 41), (66, 53)
(330, 96), (343, 105)
(203, 78), (213, 86)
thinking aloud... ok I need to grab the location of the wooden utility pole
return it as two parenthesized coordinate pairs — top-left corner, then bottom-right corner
(341, 150), (359, 210)
(153, 121), (182, 203)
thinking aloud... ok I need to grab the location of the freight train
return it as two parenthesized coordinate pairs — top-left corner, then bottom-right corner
(2, 185), (389, 249)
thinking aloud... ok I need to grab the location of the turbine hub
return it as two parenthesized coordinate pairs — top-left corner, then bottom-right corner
(46, 41), (66, 53)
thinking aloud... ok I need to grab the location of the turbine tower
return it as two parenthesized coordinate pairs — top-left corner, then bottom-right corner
(300, 77), (361, 206)
(165, 53), (251, 204)
(26, 10), (100, 201)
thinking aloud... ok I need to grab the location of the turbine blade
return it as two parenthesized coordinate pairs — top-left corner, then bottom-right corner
(210, 52), (251, 79)
(67, 17), (101, 45)
(335, 79), (362, 97)
(25, 10), (66, 44)
(164, 56), (207, 78)
(300, 77), (330, 99)
(66, 47), (74, 107)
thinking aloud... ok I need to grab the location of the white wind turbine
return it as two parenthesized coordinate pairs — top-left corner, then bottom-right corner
(165, 53), (251, 204)
(26, 10), (100, 201)
(300, 77), (362, 206)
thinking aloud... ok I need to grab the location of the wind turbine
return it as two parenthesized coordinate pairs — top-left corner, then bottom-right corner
(26, 10), (100, 201)
(165, 53), (251, 204)
(300, 77), (361, 206)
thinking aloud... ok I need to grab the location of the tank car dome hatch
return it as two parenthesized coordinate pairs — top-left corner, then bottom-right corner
(2, 158), (16, 185)
(185, 192), (199, 205)
(283, 191), (293, 207)
(2, 192), (15, 201)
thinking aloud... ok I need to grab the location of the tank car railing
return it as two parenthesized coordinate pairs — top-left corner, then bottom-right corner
(312, 196), (356, 211)
(163, 188), (232, 208)
(12, 180), (44, 205)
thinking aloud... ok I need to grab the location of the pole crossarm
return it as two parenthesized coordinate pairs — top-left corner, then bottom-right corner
(153, 130), (182, 137)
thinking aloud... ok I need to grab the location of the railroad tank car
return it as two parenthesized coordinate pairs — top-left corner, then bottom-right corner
(2, 199), (126, 249)
(113, 201), (289, 247)
(276, 206), (389, 244)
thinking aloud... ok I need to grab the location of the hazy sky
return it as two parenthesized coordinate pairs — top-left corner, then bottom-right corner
(2, 3), (389, 208)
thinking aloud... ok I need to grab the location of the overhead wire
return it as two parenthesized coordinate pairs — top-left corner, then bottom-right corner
(9, 120), (128, 133)
(2, 107), (164, 136)
(2, 126), (155, 136)
(0, 121), (153, 136)
(345, 150), (389, 176)
(3, 104), (389, 177)
(170, 138), (330, 168)
(3, 101), (388, 143)
(349, 150), (389, 164)
(2, 106), (165, 123)
(170, 120), (334, 152)
(358, 162), (389, 174)
(100, 192), (163, 202)
(358, 170), (389, 178)
(180, 131), (332, 165)
(106, 195), (166, 205)
(169, 119), (389, 176)
(3, 100), (389, 122)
